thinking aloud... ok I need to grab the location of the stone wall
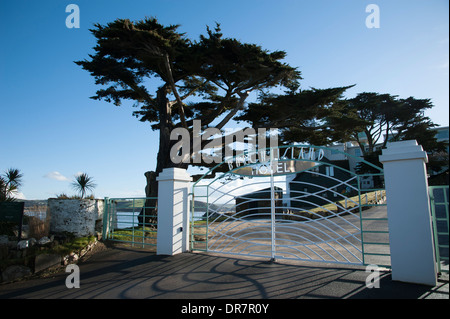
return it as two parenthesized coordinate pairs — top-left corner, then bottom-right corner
(48, 199), (104, 237)
(0, 234), (99, 283)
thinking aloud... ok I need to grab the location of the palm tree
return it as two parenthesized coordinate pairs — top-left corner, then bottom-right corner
(71, 173), (96, 199)
(0, 168), (23, 201)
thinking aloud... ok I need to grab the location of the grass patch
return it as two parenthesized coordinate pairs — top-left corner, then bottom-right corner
(108, 227), (157, 246)
(48, 235), (97, 256)
(306, 190), (386, 215)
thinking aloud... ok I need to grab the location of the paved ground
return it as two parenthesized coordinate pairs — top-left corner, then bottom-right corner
(0, 245), (447, 301)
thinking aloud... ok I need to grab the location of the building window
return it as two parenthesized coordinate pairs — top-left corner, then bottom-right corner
(311, 166), (320, 177)
(325, 166), (334, 176)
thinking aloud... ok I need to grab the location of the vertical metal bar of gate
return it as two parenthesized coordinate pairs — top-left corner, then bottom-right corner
(102, 197), (109, 240)
(270, 148), (276, 260)
(206, 184), (210, 251)
(357, 176), (365, 265)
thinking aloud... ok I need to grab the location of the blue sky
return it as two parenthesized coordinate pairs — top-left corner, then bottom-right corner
(0, 0), (448, 200)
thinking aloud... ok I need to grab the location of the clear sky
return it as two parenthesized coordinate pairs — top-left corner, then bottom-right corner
(0, 0), (448, 200)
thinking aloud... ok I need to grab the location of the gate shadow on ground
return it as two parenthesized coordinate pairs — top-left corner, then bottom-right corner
(0, 248), (447, 299)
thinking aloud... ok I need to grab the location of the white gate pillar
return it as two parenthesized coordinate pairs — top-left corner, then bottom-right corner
(156, 167), (192, 256)
(379, 140), (437, 286)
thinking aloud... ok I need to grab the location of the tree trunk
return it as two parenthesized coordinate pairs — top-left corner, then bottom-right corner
(138, 171), (158, 227)
(139, 85), (189, 227)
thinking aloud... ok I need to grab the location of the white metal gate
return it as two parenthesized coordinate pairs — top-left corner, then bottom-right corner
(191, 146), (389, 266)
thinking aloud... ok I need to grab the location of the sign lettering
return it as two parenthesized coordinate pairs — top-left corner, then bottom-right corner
(228, 146), (325, 176)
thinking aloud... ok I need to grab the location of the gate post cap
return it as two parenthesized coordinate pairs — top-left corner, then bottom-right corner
(379, 140), (428, 164)
(156, 167), (192, 182)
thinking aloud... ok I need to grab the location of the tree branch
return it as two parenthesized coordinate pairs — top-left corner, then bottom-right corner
(163, 53), (188, 129)
(214, 91), (249, 130)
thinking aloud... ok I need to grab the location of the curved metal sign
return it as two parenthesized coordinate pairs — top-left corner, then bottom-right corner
(227, 146), (325, 177)
(231, 160), (317, 177)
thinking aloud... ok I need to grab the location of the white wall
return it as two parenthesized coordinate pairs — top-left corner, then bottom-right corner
(48, 199), (104, 237)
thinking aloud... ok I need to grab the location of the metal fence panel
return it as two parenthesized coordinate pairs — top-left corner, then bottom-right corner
(430, 186), (449, 274)
(103, 197), (157, 249)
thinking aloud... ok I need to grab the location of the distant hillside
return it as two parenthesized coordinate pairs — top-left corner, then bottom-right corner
(193, 201), (234, 212)
(113, 199), (146, 212)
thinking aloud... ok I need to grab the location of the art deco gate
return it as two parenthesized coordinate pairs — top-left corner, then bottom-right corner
(191, 145), (389, 266)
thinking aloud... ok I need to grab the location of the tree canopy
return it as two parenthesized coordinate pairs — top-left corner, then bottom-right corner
(345, 92), (446, 156)
(76, 16), (446, 208)
(76, 18), (303, 172)
(236, 85), (366, 146)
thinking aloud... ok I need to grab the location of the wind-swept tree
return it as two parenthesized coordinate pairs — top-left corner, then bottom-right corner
(76, 18), (301, 223)
(236, 86), (366, 146)
(345, 92), (446, 156)
(344, 92), (447, 176)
